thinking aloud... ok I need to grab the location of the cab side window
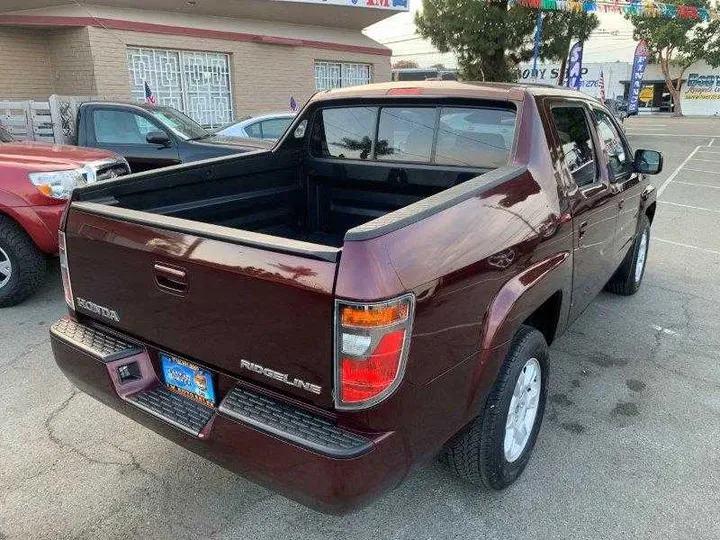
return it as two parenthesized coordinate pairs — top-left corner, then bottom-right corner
(593, 109), (633, 179)
(93, 109), (158, 145)
(550, 106), (597, 188)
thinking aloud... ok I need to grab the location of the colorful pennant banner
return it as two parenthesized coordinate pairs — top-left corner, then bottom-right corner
(508, 0), (716, 21)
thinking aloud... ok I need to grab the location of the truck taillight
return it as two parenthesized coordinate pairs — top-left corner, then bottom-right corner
(58, 232), (74, 311)
(334, 294), (415, 410)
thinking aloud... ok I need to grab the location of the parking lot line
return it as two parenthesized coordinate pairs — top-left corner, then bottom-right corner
(683, 167), (720, 175)
(709, 138), (715, 147)
(654, 237), (720, 256)
(690, 158), (720, 163)
(672, 181), (720, 189)
(659, 201), (720, 214)
(696, 149), (720, 154)
(658, 145), (702, 197)
(624, 132), (717, 137)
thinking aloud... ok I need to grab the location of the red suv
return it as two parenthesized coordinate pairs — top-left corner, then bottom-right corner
(0, 125), (129, 306)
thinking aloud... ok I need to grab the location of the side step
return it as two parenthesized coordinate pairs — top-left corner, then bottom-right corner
(126, 386), (215, 437)
(50, 317), (141, 362)
(219, 387), (373, 459)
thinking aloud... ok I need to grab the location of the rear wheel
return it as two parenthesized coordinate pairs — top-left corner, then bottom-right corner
(606, 214), (650, 296)
(0, 216), (47, 307)
(445, 325), (548, 489)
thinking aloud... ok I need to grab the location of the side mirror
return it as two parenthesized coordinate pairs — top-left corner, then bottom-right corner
(146, 131), (172, 147)
(634, 149), (663, 175)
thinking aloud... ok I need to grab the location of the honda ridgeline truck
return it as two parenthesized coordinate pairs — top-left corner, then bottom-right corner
(50, 82), (662, 513)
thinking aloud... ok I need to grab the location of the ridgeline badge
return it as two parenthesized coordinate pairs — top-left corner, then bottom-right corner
(239, 359), (322, 395)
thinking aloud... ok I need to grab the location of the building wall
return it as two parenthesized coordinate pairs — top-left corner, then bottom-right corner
(86, 26), (391, 117)
(0, 27), (54, 99)
(47, 27), (96, 96)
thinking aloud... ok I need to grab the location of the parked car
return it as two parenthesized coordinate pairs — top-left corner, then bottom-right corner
(76, 102), (271, 172)
(50, 81), (662, 514)
(216, 112), (296, 141)
(0, 131), (129, 306)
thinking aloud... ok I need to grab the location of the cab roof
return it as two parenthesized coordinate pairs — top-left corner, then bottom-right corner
(311, 80), (601, 104)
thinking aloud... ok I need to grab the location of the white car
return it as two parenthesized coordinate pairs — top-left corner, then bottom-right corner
(216, 112), (296, 141)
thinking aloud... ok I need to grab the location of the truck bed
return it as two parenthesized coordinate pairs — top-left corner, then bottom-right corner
(72, 149), (502, 251)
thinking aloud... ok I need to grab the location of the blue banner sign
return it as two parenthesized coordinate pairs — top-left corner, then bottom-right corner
(628, 40), (650, 114)
(567, 41), (584, 89)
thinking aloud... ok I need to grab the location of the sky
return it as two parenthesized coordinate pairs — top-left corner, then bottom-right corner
(364, 0), (640, 68)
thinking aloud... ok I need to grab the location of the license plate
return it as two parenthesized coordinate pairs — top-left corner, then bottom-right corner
(160, 353), (216, 407)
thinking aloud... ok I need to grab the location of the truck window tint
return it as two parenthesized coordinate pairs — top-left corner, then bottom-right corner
(593, 109), (633, 178)
(550, 107), (597, 187)
(435, 107), (515, 168)
(310, 107), (377, 160)
(93, 110), (156, 145)
(376, 108), (436, 163)
(261, 118), (292, 140)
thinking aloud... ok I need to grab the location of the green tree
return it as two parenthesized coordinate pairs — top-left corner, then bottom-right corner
(415, 0), (598, 82)
(393, 60), (420, 69)
(543, 12), (601, 85)
(628, 0), (720, 116)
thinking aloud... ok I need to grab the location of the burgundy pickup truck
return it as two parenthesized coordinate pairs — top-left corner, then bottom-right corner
(50, 82), (662, 513)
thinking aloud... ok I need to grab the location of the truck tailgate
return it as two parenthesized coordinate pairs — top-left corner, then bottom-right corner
(64, 205), (338, 409)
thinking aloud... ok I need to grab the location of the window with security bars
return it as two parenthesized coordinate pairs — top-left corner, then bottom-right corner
(127, 47), (233, 129)
(314, 61), (372, 91)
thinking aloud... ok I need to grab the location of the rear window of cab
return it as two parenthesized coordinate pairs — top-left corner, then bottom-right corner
(309, 105), (516, 169)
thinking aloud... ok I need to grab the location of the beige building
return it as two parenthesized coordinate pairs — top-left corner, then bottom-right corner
(0, 0), (403, 126)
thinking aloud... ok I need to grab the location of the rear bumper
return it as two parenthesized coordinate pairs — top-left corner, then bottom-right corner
(50, 317), (408, 514)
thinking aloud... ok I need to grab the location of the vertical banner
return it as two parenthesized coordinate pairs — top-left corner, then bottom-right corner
(627, 40), (649, 114)
(531, 12), (544, 80)
(567, 41), (584, 89)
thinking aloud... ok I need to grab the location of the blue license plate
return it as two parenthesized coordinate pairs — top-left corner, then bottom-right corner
(161, 353), (216, 407)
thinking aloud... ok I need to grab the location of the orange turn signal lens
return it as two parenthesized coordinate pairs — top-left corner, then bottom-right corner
(341, 302), (409, 328)
(36, 184), (53, 197)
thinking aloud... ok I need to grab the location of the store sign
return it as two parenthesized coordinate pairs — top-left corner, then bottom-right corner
(517, 66), (600, 92)
(685, 73), (720, 100)
(278, 0), (409, 9)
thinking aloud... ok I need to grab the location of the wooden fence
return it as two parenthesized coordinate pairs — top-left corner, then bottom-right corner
(0, 100), (55, 142)
(0, 95), (96, 144)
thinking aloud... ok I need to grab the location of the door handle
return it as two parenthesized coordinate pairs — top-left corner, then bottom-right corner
(578, 221), (588, 240)
(154, 263), (188, 295)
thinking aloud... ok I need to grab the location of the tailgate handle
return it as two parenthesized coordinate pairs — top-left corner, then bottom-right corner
(154, 263), (188, 295)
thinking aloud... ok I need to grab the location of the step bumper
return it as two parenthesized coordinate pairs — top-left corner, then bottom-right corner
(50, 317), (407, 513)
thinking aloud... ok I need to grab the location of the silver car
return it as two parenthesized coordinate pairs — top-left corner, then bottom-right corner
(216, 112), (296, 141)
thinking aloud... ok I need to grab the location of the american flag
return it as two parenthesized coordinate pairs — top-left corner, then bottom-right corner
(599, 70), (606, 105)
(144, 81), (157, 105)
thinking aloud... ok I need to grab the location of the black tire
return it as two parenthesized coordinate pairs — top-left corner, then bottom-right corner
(0, 215), (48, 308)
(445, 325), (549, 489)
(606, 214), (651, 296)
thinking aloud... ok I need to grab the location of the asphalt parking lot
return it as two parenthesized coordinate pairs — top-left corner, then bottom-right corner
(2, 116), (720, 540)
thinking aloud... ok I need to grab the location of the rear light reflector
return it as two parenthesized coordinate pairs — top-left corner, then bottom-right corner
(334, 294), (415, 409)
(58, 231), (74, 311)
